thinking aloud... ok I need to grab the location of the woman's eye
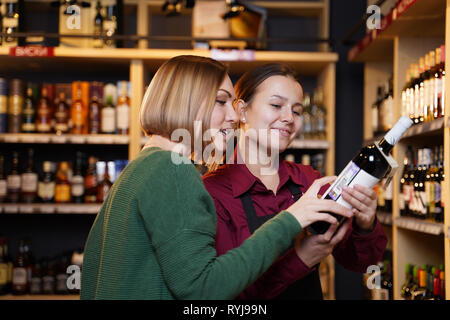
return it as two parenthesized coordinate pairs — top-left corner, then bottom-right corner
(293, 110), (300, 116)
(270, 104), (281, 109)
(216, 99), (226, 105)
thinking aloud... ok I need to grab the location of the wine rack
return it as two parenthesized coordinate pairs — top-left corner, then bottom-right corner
(349, 0), (449, 300)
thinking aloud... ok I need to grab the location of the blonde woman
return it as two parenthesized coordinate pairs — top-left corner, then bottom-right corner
(80, 56), (352, 300)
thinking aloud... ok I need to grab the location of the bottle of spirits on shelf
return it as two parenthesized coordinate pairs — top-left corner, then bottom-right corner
(71, 152), (85, 204)
(433, 268), (441, 300)
(55, 254), (69, 295)
(116, 81), (130, 135)
(434, 146), (444, 222)
(41, 258), (55, 295)
(101, 93), (116, 134)
(0, 78), (7, 133)
(88, 82), (103, 134)
(103, 1), (117, 48)
(21, 84), (37, 133)
(71, 83), (86, 135)
(311, 88), (326, 140)
(401, 263), (414, 299)
(418, 57), (426, 124)
(309, 116), (413, 234)
(439, 268), (445, 299)
(2, 0), (20, 47)
(21, 148), (38, 203)
(54, 161), (71, 204)
(97, 161), (112, 203)
(93, 1), (104, 49)
(381, 77), (394, 132)
(415, 149), (428, 219)
(84, 156), (98, 203)
(0, 2), (3, 46)
(301, 93), (312, 139)
(29, 260), (42, 295)
(36, 85), (53, 134)
(372, 86), (383, 136)
(0, 155), (6, 203)
(438, 45), (445, 117)
(423, 148), (433, 219)
(412, 63), (421, 124)
(412, 268), (428, 300)
(0, 237), (9, 295)
(8, 79), (23, 133)
(381, 259), (393, 300)
(54, 91), (70, 135)
(399, 146), (413, 216)
(7, 151), (21, 203)
(37, 161), (55, 203)
(12, 238), (33, 295)
(423, 54), (432, 123)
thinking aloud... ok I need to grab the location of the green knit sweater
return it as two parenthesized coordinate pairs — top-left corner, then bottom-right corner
(80, 147), (302, 300)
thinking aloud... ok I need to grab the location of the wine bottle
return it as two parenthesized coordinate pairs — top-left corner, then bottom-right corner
(308, 116), (413, 234)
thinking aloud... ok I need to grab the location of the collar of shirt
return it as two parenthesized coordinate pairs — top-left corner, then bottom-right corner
(228, 148), (305, 198)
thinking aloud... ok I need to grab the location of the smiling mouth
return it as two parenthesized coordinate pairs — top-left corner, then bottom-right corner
(271, 128), (291, 137)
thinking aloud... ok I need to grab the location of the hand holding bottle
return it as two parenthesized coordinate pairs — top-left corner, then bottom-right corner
(286, 176), (354, 230)
(341, 184), (377, 231)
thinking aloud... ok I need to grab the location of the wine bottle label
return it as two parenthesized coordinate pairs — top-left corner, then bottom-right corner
(116, 104), (129, 130)
(56, 274), (68, 292)
(0, 263), (8, 285)
(12, 268), (27, 286)
(0, 96), (7, 113)
(38, 181), (55, 200)
(103, 20), (117, 32)
(42, 276), (55, 293)
(22, 123), (36, 132)
(30, 277), (42, 294)
(434, 182), (441, 203)
(37, 122), (52, 132)
(322, 161), (379, 209)
(3, 17), (18, 29)
(0, 179), (6, 196)
(7, 174), (21, 190)
(425, 181), (434, 207)
(55, 184), (71, 202)
(21, 173), (38, 192)
(8, 96), (23, 115)
(101, 107), (116, 133)
(71, 175), (85, 197)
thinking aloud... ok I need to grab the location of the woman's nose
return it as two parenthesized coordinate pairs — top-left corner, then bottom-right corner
(226, 104), (239, 123)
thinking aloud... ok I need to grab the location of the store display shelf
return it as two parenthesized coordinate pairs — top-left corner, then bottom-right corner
(0, 203), (101, 214)
(401, 117), (445, 140)
(0, 133), (130, 145)
(348, 0), (445, 62)
(394, 216), (444, 236)
(377, 211), (393, 226)
(0, 294), (79, 300)
(0, 47), (338, 77)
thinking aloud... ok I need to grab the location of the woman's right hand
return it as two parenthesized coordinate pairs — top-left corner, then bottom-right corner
(286, 176), (354, 229)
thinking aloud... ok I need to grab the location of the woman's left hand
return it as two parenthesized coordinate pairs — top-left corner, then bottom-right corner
(341, 184), (377, 231)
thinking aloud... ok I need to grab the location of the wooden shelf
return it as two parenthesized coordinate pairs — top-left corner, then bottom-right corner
(0, 294), (79, 300)
(348, 0), (445, 62)
(0, 203), (101, 214)
(377, 211), (393, 226)
(394, 216), (444, 236)
(0, 133), (130, 145)
(401, 117), (445, 140)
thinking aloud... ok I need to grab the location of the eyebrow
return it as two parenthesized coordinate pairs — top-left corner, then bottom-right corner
(218, 89), (232, 98)
(270, 95), (302, 107)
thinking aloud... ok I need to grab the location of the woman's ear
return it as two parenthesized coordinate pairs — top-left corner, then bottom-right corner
(234, 99), (247, 123)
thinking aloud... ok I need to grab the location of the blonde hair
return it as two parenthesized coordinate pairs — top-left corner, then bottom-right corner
(140, 55), (227, 152)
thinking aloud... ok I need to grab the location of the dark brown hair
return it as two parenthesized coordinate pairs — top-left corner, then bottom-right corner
(234, 63), (299, 103)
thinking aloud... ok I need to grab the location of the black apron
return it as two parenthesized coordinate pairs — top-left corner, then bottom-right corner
(239, 180), (323, 300)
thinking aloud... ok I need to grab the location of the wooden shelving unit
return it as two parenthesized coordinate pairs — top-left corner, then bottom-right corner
(0, 0), (338, 300)
(349, 0), (450, 300)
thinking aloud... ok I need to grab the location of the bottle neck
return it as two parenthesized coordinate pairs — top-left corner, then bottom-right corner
(378, 138), (393, 156)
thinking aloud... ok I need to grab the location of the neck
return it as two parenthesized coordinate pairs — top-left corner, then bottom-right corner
(237, 134), (280, 180)
(143, 134), (190, 158)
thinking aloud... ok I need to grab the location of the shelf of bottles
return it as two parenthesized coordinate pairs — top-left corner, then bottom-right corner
(0, 236), (82, 299)
(399, 263), (446, 300)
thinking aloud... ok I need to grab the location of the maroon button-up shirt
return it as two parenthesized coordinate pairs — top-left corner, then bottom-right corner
(202, 156), (388, 300)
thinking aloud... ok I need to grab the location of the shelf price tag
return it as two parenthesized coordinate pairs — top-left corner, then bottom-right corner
(9, 46), (55, 57)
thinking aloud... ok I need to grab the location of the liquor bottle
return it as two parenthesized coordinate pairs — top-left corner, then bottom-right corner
(438, 45), (445, 117)
(428, 50), (436, 121)
(55, 254), (69, 295)
(84, 156), (98, 203)
(54, 91), (70, 135)
(101, 93), (116, 134)
(71, 83), (86, 134)
(0, 2), (3, 46)
(413, 63), (421, 124)
(301, 93), (313, 139)
(29, 260), (42, 295)
(381, 77), (394, 132)
(12, 238), (33, 295)
(381, 259), (393, 300)
(54, 161), (71, 203)
(423, 54), (432, 123)
(71, 152), (85, 203)
(0, 78), (7, 133)
(2, 0), (20, 47)
(21, 148), (38, 203)
(7, 151), (21, 203)
(37, 161), (55, 203)
(418, 57), (426, 124)
(439, 269), (445, 299)
(0, 237), (8, 295)
(399, 147), (413, 216)
(103, 1), (117, 48)
(88, 82), (102, 134)
(309, 116), (413, 234)
(97, 161), (112, 203)
(8, 79), (23, 133)
(423, 148), (433, 218)
(434, 146), (444, 222)
(372, 86), (383, 135)
(412, 268), (428, 300)
(41, 258), (55, 295)
(433, 268), (441, 300)
(414, 149), (428, 219)
(315, 88), (326, 140)
(116, 81), (130, 135)
(21, 84), (37, 133)
(401, 263), (414, 299)
(0, 155), (6, 203)
(93, 1), (104, 49)
(36, 85), (53, 133)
